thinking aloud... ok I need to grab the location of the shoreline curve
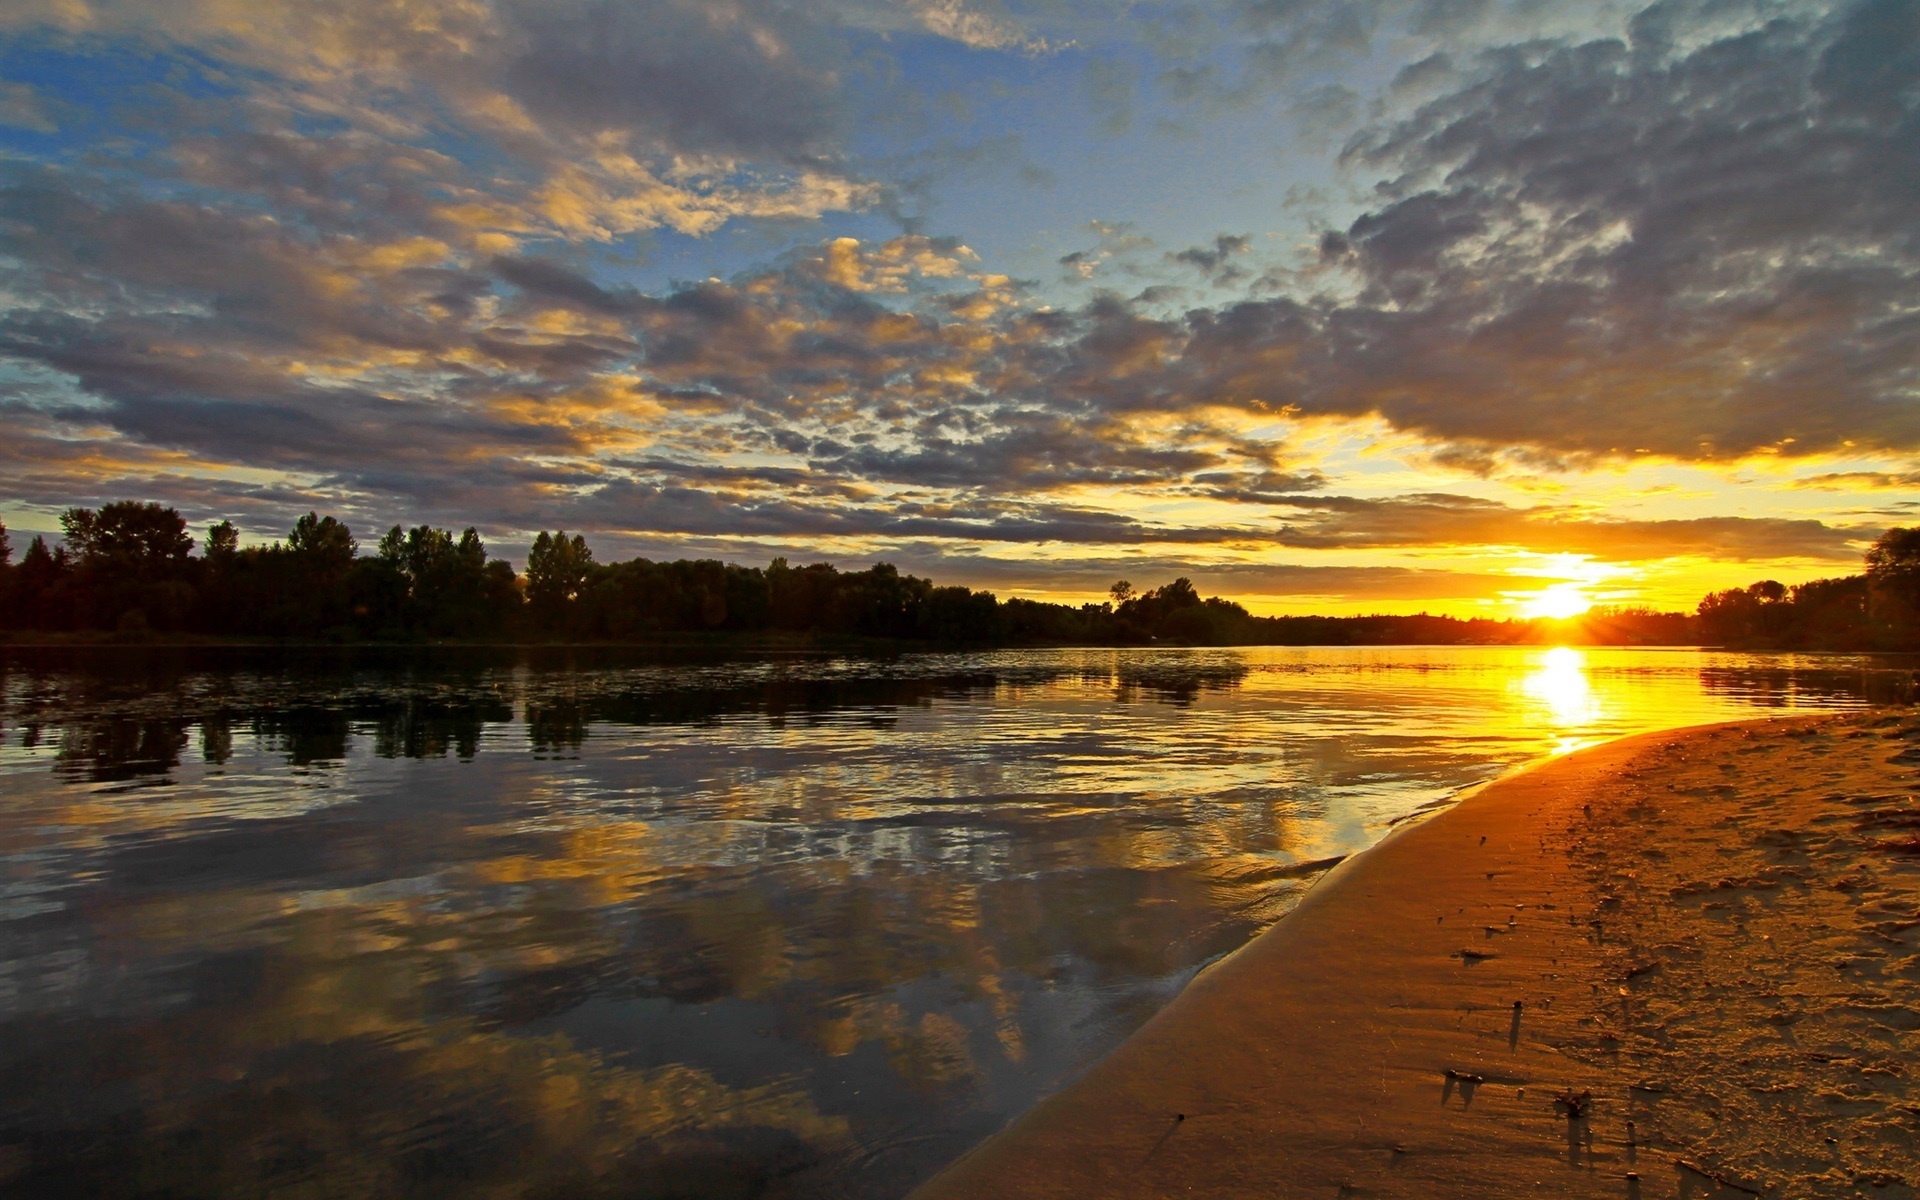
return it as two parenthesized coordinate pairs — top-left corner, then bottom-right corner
(911, 711), (1920, 1200)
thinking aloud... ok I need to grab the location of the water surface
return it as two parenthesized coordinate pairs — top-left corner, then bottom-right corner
(0, 645), (1907, 1198)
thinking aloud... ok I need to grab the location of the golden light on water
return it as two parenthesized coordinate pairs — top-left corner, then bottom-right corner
(1521, 646), (1604, 751)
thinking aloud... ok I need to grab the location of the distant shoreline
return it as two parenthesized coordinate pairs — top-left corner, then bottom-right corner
(0, 629), (918, 653)
(0, 629), (1754, 652)
(912, 711), (1920, 1200)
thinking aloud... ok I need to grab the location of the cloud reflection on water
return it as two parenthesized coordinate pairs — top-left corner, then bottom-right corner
(0, 645), (1905, 1198)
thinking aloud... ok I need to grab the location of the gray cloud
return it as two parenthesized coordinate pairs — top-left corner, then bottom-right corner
(562, 482), (1265, 545)
(1184, 469), (1332, 502)
(1169, 234), (1254, 285)
(9, 0), (858, 165)
(822, 547), (1533, 602)
(1260, 492), (1865, 560)
(1389, 50), (1456, 96)
(0, 0), (1907, 588)
(0, 80), (57, 132)
(1796, 470), (1920, 491)
(1023, 1), (1920, 460)
(808, 413), (1234, 490)
(496, 0), (846, 160)
(492, 256), (646, 315)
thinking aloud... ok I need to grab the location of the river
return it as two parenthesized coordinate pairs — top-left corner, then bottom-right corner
(0, 645), (1907, 1198)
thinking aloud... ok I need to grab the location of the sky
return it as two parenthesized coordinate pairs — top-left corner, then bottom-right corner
(0, 0), (1915, 616)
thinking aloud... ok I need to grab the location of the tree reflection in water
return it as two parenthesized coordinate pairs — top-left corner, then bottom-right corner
(0, 645), (1902, 1198)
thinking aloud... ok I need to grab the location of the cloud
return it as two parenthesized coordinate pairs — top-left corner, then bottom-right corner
(1169, 234), (1253, 285)
(1794, 470), (1920, 491)
(1299, 0), (1920, 459)
(0, 80), (57, 132)
(493, 255), (645, 315)
(1388, 51), (1456, 97)
(1, 0), (881, 256)
(0, 0), (1907, 601)
(0, 175), (1883, 566)
(5, 0), (854, 161)
(902, 0), (1059, 53)
(1260, 492), (1865, 561)
(985, 2), (1920, 464)
(497, 0), (845, 159)
(1184, 469), (1331, 502)
(562, 482), (1264, 546)
(831, 546), (1533, 603)
(788, 235), (986, 294)
(1058, 221), (1156, 283)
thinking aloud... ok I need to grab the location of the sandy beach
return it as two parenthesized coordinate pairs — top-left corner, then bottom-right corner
(912, 711), (1920, 1200)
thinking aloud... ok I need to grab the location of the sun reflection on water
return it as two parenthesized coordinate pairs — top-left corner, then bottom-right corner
(1520, 646), (1605, 752)
(0, 645), (1896, 1200)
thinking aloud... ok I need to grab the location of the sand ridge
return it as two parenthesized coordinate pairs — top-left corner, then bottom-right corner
(910, 711), (1920, 1200)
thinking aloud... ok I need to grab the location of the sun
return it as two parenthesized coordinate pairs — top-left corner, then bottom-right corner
(1520, 582), (1593, 620)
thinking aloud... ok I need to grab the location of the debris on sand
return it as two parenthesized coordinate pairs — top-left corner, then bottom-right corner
(1675, 1159), (1761, 1196)
(1553, 1088), (1593, 1119)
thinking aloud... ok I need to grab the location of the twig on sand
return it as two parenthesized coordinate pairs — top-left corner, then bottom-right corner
(1675, 1158), (1761, 1196)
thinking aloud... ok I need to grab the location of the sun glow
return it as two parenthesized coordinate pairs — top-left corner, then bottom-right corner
(1519, 582), (1593, 620)
(1521, 646), (1604, 750)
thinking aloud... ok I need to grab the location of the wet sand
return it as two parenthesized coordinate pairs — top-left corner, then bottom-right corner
(912, 711), (1920, 1200)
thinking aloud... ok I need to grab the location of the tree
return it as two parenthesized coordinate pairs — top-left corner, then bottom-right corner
(0, 519), (11, 628)
(61, 502), (193, 571)
(60, 502), (195, 629)
(378, 524), (456, 582)
(526, 531), (594, 629)
(926, 585), (1002, 642)
(1866, 527), (1920, 645)
(1788, 576), (1869, 649)
(11, 536), (70, 629)
(204, 521), (239, 561)
(1697, 585), (1765, 646)
(766, 558), (840, 630)
(190, 521), (246, 633)
(375, 522), (516, 636)
(288, 512), (355, 569)
(1867, 528), (1920, 579)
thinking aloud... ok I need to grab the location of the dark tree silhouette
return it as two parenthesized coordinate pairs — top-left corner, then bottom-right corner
(30, 496), (1914, 649)
(375, 523), (516, 637)
(204, 521), (239, 560)
(59, 502), (195, 630)
(1866, 527), (1920, 646)
(289, 512), (356, 568)
(10, 536), (66, 629)
(61, 502), (194, 566)
(526, 531), (593, 621)
(1694, 532), (1913, 650)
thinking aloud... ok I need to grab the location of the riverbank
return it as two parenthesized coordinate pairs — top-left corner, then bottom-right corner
(912, 711), (1920, 1200)
(0, 629), (930, 653)
(0, 629), (1710, 651)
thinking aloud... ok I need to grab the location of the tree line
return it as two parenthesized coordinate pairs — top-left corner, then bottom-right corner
(0, 501), (1912, 648)
(1694, 528), (1920, 650)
